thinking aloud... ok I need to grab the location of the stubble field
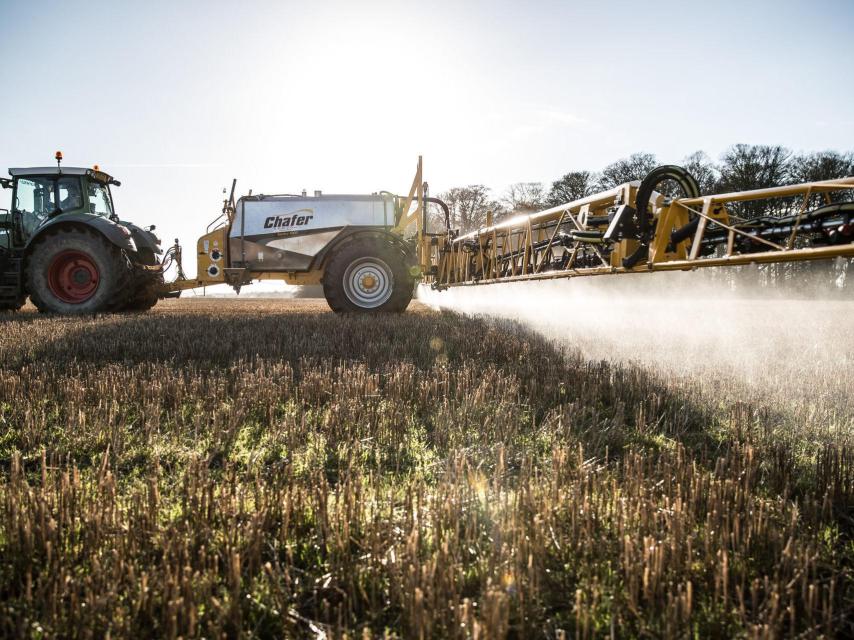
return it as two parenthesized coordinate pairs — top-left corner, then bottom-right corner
(1, 295), (853, 639)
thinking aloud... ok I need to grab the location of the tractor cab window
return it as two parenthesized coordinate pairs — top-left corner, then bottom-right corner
(58, 176), (83, 212)
(87, 182), (113, 218)
(14, 177), (55, 239)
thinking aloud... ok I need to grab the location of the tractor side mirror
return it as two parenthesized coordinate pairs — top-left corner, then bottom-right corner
(0, 210), (11, 230)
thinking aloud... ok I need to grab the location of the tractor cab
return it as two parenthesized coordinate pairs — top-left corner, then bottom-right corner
(0, 163), (120, 249)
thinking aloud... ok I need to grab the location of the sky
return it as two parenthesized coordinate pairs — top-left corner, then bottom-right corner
(1, 0), (853, 287)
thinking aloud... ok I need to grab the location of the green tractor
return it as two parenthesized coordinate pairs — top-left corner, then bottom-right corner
(0, 153), (164, 313)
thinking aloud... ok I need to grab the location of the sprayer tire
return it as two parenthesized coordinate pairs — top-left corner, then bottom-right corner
(323, 236), (414, 313)
(26, 228), (130, 314)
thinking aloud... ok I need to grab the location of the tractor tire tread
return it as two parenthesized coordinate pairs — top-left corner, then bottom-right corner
(25, 227), (131, 314)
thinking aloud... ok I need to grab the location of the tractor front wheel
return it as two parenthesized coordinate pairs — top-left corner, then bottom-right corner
(27, 228), (129, 314)
(119, 248), (162, 312)
(121, 279), (160, 311)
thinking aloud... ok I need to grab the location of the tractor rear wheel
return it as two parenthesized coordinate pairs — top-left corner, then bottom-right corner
(27, 228), (129, 314)
(322, 236), (414, 313)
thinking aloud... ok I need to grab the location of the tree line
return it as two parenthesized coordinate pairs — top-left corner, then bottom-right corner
(436, 145), (854, 233)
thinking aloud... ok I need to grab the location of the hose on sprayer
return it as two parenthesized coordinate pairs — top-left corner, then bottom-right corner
(622, 165), (701, 269)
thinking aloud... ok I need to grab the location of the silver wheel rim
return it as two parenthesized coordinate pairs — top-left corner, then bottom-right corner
(342, 257), (394, 308)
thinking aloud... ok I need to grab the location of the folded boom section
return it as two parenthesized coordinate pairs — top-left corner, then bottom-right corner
(424, 170), (854, 288)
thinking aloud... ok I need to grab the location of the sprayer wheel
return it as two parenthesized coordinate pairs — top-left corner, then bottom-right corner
(323, 236), (414, 313)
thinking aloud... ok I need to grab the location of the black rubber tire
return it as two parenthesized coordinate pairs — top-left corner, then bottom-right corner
(118, 248), (162, 312)
(26, 227), (130, 314)
(322, 235), (415, 313)
(122, 279), (160, 311)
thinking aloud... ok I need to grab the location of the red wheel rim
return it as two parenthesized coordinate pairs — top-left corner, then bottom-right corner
(47, 250), (101, 304)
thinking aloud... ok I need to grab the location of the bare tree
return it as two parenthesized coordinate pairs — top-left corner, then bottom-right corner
(546, 171), (596, 206)
(682, 151), (719, 195)
(788, 150), (854, 185)
(597, 153), (658, 190)
(502, 182), (546, 214)
(718, 144), (791, 218)
(438, 185), (502, 233)
(786, 151), (854, 288)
